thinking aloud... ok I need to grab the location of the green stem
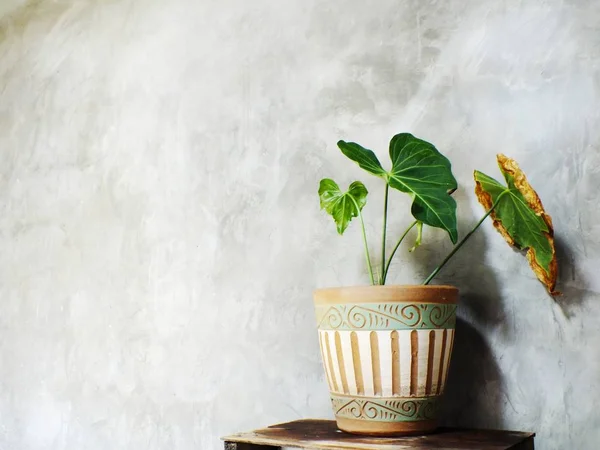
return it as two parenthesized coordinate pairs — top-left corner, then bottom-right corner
(422, 196), (503, 285)
(349, 197), (375, 285)
(379, 184), (390, 284)
(381, 220), (418, 284)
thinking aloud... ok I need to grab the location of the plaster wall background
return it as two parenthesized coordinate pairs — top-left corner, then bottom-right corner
(0, 1), (599, 449)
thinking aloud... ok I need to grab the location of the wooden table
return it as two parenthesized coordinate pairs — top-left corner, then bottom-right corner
(222, 419), (535, 450)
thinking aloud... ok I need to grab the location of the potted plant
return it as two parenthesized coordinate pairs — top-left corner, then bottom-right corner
(315, 133), (558, 436)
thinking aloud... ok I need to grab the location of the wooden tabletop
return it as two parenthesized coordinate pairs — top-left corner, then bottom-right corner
(222, 419), (535, 450)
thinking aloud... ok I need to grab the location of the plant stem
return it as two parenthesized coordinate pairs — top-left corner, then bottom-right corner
(381, 220), (418, 284)
(422, 197), (502, 285)
(349, 197), (375, 285)
(379, 184), (390, 284)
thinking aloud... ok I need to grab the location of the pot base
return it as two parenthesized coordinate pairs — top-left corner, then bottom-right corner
(336, 417), (438, 436)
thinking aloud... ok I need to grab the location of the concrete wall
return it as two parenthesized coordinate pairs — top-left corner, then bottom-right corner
(0, 0), (598, 449)
(0, 0), (26, 18)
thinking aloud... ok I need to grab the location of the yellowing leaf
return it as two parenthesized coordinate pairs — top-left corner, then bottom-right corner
(474, 154), (559, 295)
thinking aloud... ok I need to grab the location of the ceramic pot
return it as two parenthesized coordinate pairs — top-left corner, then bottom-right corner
(313, 285), (458, 436)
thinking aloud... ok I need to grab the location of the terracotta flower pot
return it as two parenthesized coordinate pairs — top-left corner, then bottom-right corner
(313, 285), (458, 436)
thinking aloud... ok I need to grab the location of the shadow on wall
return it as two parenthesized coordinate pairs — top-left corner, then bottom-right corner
(412, 207), (508, 429)
(553, 235), (587, 318)
(440, 318), (504, 429)
(414, 200), (509, 332)
(435, 225), (578, 430)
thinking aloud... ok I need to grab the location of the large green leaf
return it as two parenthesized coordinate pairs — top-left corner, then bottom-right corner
(337, 141), (387, 177)
(387, 133), (458, 243)
(318, 179), (368, 235)
(337, 134), (458, 243)
(474, 154), (558, 295)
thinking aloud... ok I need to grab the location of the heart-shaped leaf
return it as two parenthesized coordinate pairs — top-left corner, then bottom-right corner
(319, 179), (368, 235)
(388, 133), (458, 243)
(474, 154), (558, 295)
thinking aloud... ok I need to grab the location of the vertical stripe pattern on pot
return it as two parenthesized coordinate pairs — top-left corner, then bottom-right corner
(318, 329), (455, 397)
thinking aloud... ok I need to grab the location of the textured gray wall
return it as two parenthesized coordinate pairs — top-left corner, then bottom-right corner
(0, 1), (598, 449)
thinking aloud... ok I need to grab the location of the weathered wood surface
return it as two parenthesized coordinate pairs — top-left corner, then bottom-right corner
(222, 419), (535, 450)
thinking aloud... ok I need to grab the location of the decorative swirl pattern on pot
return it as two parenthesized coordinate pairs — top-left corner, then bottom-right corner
(363, 403), (380, 420)
(325, 307), (344, 329)
(331, 395), (439, 422)
(429, 305), (451, 327)
(345, 400), (362, 419)
(399, 400), (418, 417)
(420, 399), (438, 419)
(399, 304), (421, 327)
(347, 306), (368, 328)
(316, 303), (456, 330)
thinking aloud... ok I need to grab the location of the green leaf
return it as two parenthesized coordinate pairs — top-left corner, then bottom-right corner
(318, 179), (368, 235)
(387, 133), (458, 243)
(337, 141), (387, 178)
(474, 154), (558, 295)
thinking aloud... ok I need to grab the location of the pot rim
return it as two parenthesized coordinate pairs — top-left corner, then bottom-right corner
(314, 284), (459, 305)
